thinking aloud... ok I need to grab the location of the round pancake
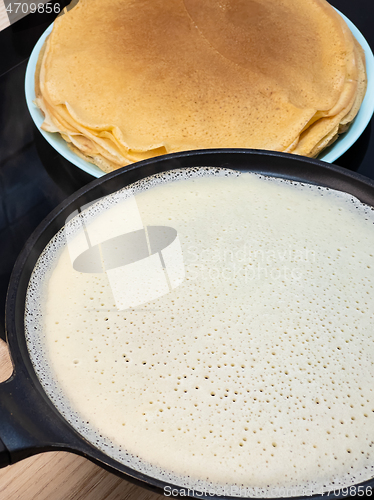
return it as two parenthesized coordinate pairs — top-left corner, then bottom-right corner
(35, 0), (367, 170)
(26, 170), (374, 495)
(182, 0), (352, 110)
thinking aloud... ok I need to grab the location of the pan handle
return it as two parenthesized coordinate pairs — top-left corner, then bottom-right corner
(0, 369), (82, 468)
(0, 437), (10, 468)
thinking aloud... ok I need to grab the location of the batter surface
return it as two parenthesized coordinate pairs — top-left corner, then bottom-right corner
(25, 170), (374, 495)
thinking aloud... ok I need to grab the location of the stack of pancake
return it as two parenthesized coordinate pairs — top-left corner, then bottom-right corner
(35, 0), (367, 173)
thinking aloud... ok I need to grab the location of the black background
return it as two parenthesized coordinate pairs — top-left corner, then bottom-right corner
(0, 0), (373, 342)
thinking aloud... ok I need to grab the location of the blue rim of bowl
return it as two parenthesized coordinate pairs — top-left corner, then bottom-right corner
(25, 9), (374, 179)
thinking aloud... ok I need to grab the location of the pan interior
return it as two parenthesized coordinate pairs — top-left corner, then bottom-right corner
(24, 166), (374, 497)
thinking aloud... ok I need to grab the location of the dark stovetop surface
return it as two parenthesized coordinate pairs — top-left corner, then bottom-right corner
(0, 0), (373, 341)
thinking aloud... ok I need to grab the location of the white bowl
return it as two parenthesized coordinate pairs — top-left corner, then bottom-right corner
(25, 10), (374, 179)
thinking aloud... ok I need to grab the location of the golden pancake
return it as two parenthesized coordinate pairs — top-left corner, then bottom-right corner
(293, 43), (367, 157)
(182, 0), (353, 111)
(339, 41), (367, 133)
(35, 0), (367, 171)
(293, 90), (357, 157)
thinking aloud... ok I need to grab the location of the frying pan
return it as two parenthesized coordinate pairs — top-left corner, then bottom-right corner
(2, 149), (374, 500)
